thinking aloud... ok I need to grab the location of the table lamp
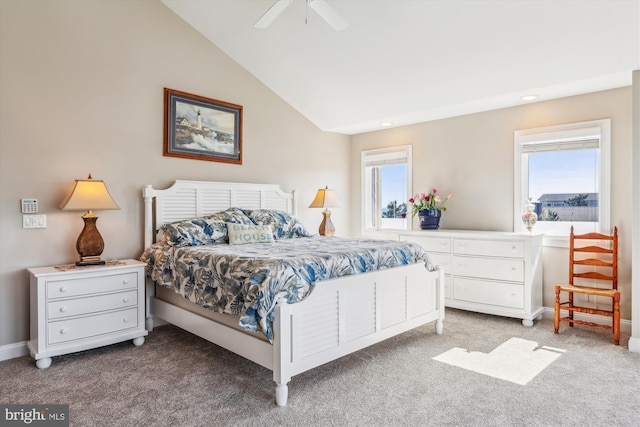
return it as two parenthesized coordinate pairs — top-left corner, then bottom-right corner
(308, 186), (341, 236)
(59, 174), (120, 265)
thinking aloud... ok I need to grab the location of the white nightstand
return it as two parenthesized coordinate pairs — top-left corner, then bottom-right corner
(28, 259), (148, 369)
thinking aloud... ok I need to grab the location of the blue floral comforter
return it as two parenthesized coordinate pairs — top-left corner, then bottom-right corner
(141, 236), (432, 341)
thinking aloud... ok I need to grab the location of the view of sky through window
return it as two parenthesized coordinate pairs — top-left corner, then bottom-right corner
(380, 164), (407, 217)
(528, 149), (598, 201)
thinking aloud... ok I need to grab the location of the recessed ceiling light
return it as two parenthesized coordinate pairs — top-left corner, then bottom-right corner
(521, 95), (538, 101)
(380, 122), (393, 127)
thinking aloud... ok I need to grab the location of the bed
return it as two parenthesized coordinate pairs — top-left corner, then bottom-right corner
(141, 180), (445, 406)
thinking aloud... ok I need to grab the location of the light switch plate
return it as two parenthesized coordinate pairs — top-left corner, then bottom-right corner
(23, 214), (46, 229)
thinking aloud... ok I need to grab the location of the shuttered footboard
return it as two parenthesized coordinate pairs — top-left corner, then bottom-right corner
(272, 262), (444, 406)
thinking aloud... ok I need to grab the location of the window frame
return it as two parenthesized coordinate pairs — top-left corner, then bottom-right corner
(514, 119), (611, 246)
(361, 145), (413, 235)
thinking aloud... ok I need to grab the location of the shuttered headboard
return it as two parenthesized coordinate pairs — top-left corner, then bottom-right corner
(143, 180), (297, 247)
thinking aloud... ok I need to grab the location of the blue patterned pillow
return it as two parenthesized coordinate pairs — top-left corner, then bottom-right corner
(161, 208), (254, 247)
(242, 209), (311, 239)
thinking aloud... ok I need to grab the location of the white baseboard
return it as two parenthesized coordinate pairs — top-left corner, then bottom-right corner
(628, 337), (640, 353)
(540, 307), (631, 333)
(0, 341), (29, 362)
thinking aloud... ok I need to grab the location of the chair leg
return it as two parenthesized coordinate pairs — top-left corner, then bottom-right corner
(613, 292), (620, 345)
(568, 291), (574, 327)
(554, 286), (560, 334)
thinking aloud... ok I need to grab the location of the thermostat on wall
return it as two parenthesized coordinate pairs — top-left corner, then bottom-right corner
(21, 199), (39, 214)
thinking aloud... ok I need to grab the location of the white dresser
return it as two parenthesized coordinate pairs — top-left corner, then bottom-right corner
(28, 259), (148, 368)
(399, 230), (543, 326)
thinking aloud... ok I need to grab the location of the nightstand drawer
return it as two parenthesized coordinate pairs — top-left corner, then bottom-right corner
(47, 307), (139, 344)
(454, 239), (524, 258)
(47, 290), (137, 320)
(47, 272), (137, 299)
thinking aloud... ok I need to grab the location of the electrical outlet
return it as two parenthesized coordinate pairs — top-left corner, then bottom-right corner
(23, 214), (47, 229)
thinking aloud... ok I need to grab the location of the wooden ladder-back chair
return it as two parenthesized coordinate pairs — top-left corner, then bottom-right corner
(554, 226), (620, 344)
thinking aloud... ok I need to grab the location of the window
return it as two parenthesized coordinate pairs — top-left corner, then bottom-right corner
(361, 146), (412, 233)
(514, 119), (610, 238)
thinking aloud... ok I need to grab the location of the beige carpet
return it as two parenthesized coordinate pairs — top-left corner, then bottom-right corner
(1, 308), (638, 426)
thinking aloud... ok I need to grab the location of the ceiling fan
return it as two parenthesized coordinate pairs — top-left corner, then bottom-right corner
(255, 0), (349, 31)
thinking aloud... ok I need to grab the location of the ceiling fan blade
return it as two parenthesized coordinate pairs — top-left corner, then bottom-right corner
(308, 0), (348, 31)
(255, 0), (293, 28)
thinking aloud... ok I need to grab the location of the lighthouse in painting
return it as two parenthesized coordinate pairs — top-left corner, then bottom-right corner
(196, 110), (202, 130)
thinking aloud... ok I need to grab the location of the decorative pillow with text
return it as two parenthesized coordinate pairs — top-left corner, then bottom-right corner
(227, 223), (274, 245)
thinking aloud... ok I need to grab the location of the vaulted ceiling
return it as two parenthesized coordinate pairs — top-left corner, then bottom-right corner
(161, 0), (640, 135)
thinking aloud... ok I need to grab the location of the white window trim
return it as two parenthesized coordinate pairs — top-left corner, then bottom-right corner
(514, 119), (611, 247)
(361, 145), (413, 235)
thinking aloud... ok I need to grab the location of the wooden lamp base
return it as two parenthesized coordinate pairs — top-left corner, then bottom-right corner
(76, 214), (106, 266)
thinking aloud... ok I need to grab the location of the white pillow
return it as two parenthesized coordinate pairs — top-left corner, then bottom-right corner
(227, 223), (274, 245)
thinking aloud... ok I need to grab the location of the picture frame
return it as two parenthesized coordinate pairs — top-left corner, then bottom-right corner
(164, 88), (243, 164)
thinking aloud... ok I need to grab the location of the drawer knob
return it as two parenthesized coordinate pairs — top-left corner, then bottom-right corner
(59, 286), (67, 293)
(122, 297), (129, 303)
(122, 279), (129, 285)
(123, 317), (129, 323)
(59, 328), (68, 334)
(59, 307), (67, 312)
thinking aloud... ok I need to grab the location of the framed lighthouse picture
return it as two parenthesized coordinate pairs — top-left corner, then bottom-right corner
(163, 88), (243, 164)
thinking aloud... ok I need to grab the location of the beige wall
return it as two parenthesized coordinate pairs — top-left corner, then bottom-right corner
(0, 0), (350, 348)
(0, 0), (633, 353)
(350, 88), (633, 320)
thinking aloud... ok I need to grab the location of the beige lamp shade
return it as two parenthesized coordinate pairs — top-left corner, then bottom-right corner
(59, 175), (120, 212)
(308, 186), (341, 209)
(309, 186), (340, 236)
(59, 175), (119, 266)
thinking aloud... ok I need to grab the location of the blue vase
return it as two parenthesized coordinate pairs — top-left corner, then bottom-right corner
(418, 209), (441, 230)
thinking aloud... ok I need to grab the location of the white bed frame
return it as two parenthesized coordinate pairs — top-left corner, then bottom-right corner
(143, 180), (444, 406)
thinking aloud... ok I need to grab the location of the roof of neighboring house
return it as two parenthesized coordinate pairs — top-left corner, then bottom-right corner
(538, 193), (598, 202)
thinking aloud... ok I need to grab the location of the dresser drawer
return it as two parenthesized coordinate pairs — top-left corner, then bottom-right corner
(47, 272), (137, 299)
(452, 255), (524, 282)
(453, 277), (524, 309)
(454, 239), (524, 258)
(429, 252), (452, 271)
(47, 290), (137, 320)
(401, 235), (451, 253)
(47, 307), (139, 344)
